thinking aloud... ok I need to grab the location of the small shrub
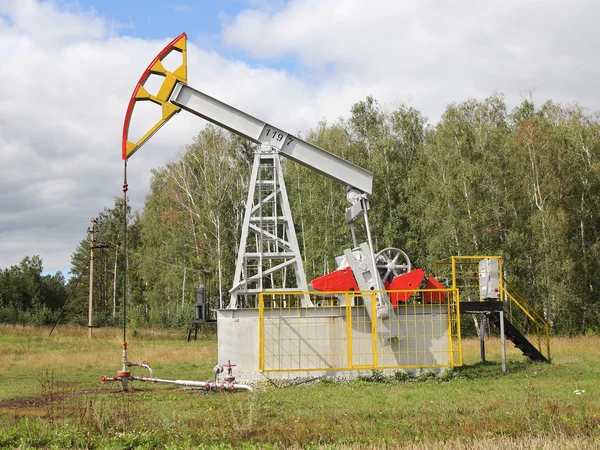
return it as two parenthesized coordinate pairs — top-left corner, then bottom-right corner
(437, 369), (457, 382)
(371, 369), (387, 383)
(30, 305), (58, 326)
(415, 369), (437, 382)
(357, 369), (389, 383)
(319, 375), (334, 384)
(394, 370), (414, 382)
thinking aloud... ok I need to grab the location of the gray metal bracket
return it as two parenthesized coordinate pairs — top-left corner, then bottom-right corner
(343, 243), (399, 339)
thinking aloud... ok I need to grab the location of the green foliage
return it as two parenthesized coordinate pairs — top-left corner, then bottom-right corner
(66, 197), (143, 327)
(394, 370), (414, 382)
(0, 256), (66, 325)
(137, 126), (252, 320)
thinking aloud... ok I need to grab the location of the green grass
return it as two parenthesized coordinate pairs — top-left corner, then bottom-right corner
(1, 324), (599, 448)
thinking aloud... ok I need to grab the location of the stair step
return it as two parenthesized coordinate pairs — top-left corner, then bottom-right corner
(488, 313), (549, 363)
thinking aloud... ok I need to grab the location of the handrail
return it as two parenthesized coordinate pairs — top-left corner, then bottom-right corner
(502, 279), (549, 327)
(500, 280), (551, 361)
(435, 255), (551, 362)
(503, 289), (538, 324)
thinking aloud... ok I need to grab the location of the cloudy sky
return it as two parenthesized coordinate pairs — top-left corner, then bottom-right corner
(0, 0), (597, 276)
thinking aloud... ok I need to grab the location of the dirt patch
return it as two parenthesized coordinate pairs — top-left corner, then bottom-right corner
(0, 391), (98, 419)
(0, 386), (182, 412)
(0, 396), (48, 417)
(0, 395), (49, 410)
(0, 390), (103, 415)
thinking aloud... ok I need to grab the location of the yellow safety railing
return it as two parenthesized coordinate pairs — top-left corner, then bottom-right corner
(435, 255), (550, 361)
(435, 256), (505, 303)
(501, 279), (551, 361)
(258, 256), (550, 372)
(258, 289), (461, 373)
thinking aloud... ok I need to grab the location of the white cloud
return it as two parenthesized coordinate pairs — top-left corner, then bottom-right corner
(222, 0), (600, 117)
(0, 0), (599, 274)
(0, 0), (110, 44)
(171, 4), (193, 15)
(0, 0), (326, 273)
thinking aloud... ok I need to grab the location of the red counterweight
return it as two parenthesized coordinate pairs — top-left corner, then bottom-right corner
(310, 267), (360, 292)
(310, 264), (447, 305)
(423, 275), (447, 303)
(388, 268), (425, 306)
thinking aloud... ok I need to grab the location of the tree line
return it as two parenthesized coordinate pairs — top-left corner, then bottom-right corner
(2, 94), (599, 334)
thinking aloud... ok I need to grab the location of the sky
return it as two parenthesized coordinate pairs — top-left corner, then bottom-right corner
(0, 0), (599, 276)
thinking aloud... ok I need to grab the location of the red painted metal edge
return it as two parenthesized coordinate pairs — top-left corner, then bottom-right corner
(388, 268), (425, 306)
(121, 32), (187, 160)
(310, 267), (359, 292)
(423, 275), (447, 303)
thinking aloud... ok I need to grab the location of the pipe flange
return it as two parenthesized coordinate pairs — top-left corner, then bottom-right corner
(117, 371), (131, 377)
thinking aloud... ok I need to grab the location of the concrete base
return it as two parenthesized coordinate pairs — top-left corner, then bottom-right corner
(217, 305), (451, 382)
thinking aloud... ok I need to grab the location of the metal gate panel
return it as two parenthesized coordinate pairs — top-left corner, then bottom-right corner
(259, 289), (461, 373)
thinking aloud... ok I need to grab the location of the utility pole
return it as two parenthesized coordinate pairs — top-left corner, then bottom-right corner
(88, 218), (96, 339)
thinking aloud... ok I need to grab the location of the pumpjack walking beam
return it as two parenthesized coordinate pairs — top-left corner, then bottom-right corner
(168, 83), (373, 195)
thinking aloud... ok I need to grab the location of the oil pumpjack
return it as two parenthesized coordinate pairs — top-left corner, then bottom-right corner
(107, 32), (453, 387)
(121, 32), (441, 314)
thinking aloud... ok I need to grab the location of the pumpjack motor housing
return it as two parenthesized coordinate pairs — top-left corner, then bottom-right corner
(479, 258), (500, 300)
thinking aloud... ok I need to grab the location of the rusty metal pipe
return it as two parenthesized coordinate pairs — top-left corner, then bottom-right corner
(127, 361), (154, 378)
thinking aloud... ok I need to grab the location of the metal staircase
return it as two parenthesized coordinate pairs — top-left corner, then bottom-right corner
(487, 311), (548, 362)
(446, 255), (551, 364)
(500, 278), (551, 362)
(459, 281), (551, 363)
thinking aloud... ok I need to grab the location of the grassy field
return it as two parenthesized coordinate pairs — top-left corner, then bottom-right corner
(0, 324), (599, 449)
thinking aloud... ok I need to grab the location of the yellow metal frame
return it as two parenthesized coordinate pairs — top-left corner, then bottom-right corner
(436, 255), (504, 302)
(437, 255), (550, 361)
(258, 255), (549, 373)
(258, 289), (462, 373)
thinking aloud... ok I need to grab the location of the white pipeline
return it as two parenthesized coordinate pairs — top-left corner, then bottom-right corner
(132, 376), (253, 392)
